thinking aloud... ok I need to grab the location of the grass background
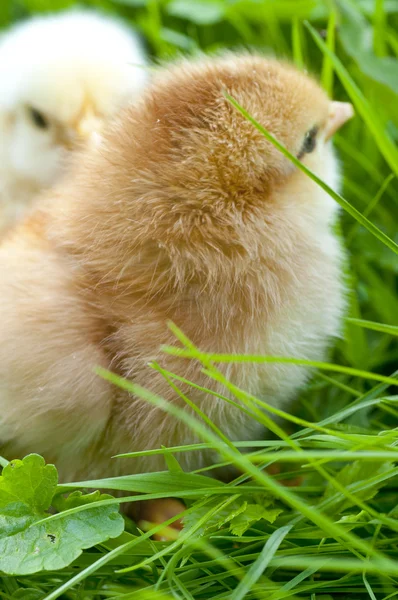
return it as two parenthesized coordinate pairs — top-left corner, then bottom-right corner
(0, 0), (397, 598)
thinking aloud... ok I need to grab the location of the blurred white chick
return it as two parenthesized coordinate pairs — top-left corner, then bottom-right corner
(0, 10), (148, 234)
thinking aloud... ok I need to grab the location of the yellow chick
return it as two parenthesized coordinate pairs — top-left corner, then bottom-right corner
(0, 55), (353, 520)
(0, 10), (148, 234)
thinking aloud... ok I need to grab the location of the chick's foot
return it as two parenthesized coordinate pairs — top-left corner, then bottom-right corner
(130, 498), (185, 541)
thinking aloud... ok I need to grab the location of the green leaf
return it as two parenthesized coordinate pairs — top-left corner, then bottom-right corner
(183, 496), (246, 536)
(0, 455), (124, 575)
(229, 504), (283, 536)
(184, 495), (283, 537)
(292, 18), (305, 69)
(337, 510), (368, 524)
(167, 0), (225, 25)
(322, 461), (392, 513)
(0, 502), (38, 537)
(0, 454), (57, 512)
(0, 500), (124, 576)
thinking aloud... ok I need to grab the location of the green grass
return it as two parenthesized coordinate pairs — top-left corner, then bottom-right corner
(1, 0), (398, 598)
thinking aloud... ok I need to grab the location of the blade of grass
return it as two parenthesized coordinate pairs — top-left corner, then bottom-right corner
(97, 367), (398, 571)
(41, 512), (189, 600)
(116, 496), (242, 575)
(162, 345), (398, 386)
(373, 0), (387, 57)
(346, 318), (398, 336)
(294, 369), (398, 436)
(321, 9), (336, 95)
(291, 18), (304, 69)
(230, 526), (292, 600)
(165, 324), (397, 440)
(346, 173), (396, 243)
(152, 362), (396, 524)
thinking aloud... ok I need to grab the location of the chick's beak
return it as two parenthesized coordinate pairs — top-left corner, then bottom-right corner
(75, 113), (103, 147)
(325, 101), (354, 140)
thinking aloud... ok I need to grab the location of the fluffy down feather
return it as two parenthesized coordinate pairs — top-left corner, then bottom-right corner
(0, 54), (352, 488)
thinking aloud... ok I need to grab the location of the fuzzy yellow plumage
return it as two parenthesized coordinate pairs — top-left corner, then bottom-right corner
(0, 54), (353, 525)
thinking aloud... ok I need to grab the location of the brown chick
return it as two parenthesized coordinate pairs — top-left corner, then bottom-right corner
(0, 55), (352, 517)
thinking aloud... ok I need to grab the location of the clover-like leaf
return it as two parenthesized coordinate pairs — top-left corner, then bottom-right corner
(0, 501), (124, 574)
(0, 455), (124, 575)
(0, 454), (57, 512)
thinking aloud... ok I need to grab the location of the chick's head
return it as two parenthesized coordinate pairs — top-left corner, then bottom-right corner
(0, 11), (148, 188)
(95, 55), (352, 264)
(58, 53), (353, 291)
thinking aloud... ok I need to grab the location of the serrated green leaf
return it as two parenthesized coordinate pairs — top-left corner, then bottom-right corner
(323, 461), (392, 513)
(337, 510), (368, 524)
(183, 497), (241, 536)
(229, 504), (283, 536)
(217, 500), (248, 527)
(184, 495), (282, 538)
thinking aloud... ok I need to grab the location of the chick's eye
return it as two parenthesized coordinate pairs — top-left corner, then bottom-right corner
(299, 126), (318, 158)
(28, 107), (49, 130)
